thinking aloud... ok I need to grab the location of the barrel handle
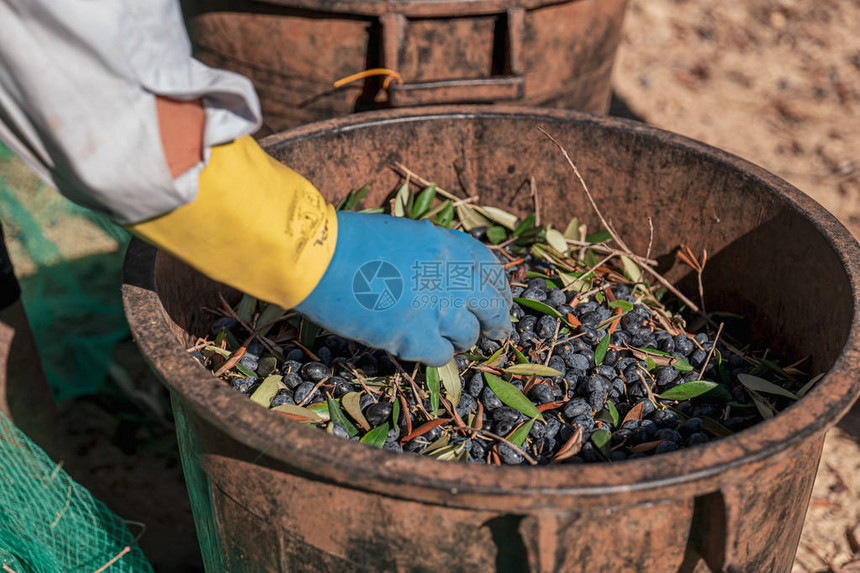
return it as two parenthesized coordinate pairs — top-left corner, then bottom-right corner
(380, 9), (526, 107)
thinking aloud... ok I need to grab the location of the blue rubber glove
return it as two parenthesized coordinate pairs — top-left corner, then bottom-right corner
(295, 211), (513, 366)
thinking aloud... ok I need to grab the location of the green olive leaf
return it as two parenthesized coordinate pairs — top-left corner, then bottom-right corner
(235, 364), (257, 378)
(236, 293), (256, 323)
(391, 395), (401, 428)
(545, 228), (569, 255)
(608, 300), (634, 312)
(737, 373), (798, 400)
(594, 332), (611, 366)
(511, 346), (530, 365)
(475, 206), (519, 230)
(425, 365), (442, 416)
(702, 416), (733, 437)
(201, 344), (231, 358)
(438, 357), (461, 408)
(563, 217), (580, 240)
(620, 255), (642, 284)
(435, 202), (455, 227)
(250, 374), (282, 407)
(411, 184), (437, 219)
(271, 404), (323, 421)
(423, 434), (451, 455)
(557, 272), (591, 293)
(503, 364), (563, 377)
(342, 392), (371, 430)
(797, 373), (825, 399)
(607, 400), (620, 427)
(420, 198), (449, 221)
(455, 204), (491, 231)
(591, 428), (612, 459)
(307, 401), (331, 421)
(657, 380), (730, 401)
(326, 395), (359, 437)
(486, 226), (508, 244)
(513, 213), (536, 237)
(513, 298), (570, 326)
(336, 185), (370, 211)
(299, 319), (320, 351)
(392, 181), (410, 217)
(747, 388), (776, 420)
(484, 346), (507, 368)
(594, 408), (615, 426)
(483, 372), (543, 421)
(360, 422), (390, 448)
(507, 417), (536, 447)
(586, 229), (612, 243)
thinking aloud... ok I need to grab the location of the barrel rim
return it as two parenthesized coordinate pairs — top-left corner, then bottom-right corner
(243, 0), (590, 18)
(123, 105), (860, 509)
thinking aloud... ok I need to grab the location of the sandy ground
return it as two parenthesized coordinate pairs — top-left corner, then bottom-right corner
(614, 2), (860, 571)
(613, 0), (860, 240)
(0, 0), (858, 570)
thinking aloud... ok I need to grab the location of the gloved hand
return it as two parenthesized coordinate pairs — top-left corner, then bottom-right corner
(296, 211), (513, 366)
(129, 134), (512, 366)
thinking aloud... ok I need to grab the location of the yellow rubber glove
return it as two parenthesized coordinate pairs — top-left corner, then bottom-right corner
(128, 135), (337, 308)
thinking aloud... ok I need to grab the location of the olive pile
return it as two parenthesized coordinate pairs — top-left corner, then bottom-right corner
(192, 178), (814, 465)
(192, 252), (796, 466)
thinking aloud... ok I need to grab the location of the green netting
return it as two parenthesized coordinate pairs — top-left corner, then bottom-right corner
(0, 412), (153, 572)
(0, 143), (131, 399)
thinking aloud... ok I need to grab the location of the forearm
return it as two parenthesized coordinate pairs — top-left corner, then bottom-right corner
(156, 97), (205, 179)
(129, 129), (338, 309)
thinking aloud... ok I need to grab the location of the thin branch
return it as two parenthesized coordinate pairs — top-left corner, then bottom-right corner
(646, 217), (654, 261)
(451, 196), (479, 207)
(391, 162), (465, 201)
(386, 352), (433, 421)
(562, 253), (615, 293)
(697, 323), (725, 380)
(92, 547), (131, 573)
(296, 377), (331, 407)
(217, 292), (286, 359)
(577, 224), (587, 263)
(538, 127), (632, 253)
(635, 258), (701, 314)
(543, 319), (563, 366)
(530, 176), (541, 226)
(564, 239), (658, 267)
(346, 365), (381, 401)
(457, 426), (538, 465)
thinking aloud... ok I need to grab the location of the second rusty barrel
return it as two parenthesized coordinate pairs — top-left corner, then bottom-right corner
(181, 0), (628, 132)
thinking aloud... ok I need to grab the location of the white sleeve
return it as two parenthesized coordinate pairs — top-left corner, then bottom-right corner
(0, 1), (262, 225)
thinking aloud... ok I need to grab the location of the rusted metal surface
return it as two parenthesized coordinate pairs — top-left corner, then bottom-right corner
(181, 0), (627, 133)
(122, 107), (860, 572)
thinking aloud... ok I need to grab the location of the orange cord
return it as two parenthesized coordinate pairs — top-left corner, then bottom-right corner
(333, 68), (404, 90)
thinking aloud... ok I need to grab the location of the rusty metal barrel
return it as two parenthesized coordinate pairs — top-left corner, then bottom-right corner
(180, 0), (628, 133)
(122, 107), (860, 572)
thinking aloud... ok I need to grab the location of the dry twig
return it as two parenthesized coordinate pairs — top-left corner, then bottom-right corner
(539, 127), (632, 253)
(697, 322), (725, 380)
(677, 245), (708, 315)
(391, 162), (466, 201)
(530, 176), (541, 226)
(457, 426), (538, 465)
